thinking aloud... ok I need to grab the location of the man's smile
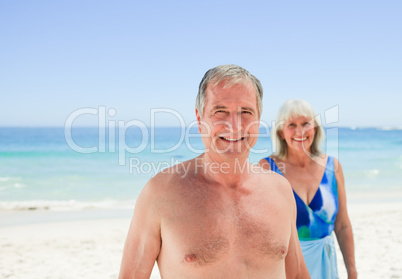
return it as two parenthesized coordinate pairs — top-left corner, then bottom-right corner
(219, 136), (245, 142)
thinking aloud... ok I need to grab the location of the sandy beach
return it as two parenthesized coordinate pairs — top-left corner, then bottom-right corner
(1, 197), (402, 279)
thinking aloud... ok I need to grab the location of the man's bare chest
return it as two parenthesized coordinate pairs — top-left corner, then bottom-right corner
(161, 193), (290, 266)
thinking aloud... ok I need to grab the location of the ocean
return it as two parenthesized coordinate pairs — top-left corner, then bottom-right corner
(1, 126), (401, 212)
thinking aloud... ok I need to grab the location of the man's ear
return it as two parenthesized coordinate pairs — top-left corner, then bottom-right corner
(195, 108), (202, 133)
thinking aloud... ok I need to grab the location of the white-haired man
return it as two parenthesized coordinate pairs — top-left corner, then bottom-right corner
(119, 65), (310, 278)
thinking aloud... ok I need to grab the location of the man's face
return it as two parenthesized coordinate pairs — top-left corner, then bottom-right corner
(196, 81), (260, 161)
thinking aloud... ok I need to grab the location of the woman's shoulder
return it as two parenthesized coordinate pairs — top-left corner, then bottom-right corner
(259, 157), (270, 170)
(259, 156), (280, 170)
(323, 154), (339, 162)
(319, 154), (343, 174)
(322, 154), (341, 164)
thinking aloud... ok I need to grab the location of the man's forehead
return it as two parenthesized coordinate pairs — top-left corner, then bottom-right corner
(211, 105), (256, 111)
(205, 81), (256, 99)
(203, 81), (258, 114)
(208, 78), (253, 90)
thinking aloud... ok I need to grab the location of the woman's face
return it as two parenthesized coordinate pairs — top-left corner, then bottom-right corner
(280, 115), (317, 154)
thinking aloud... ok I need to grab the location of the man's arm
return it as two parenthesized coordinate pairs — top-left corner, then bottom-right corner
(283, 181), (310, 279)
(119, 179), (161, 279)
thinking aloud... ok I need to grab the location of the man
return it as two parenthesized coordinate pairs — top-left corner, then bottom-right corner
(119, 65), (310, 278)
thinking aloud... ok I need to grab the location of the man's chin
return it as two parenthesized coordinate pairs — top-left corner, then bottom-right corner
(210, 146), (250, 156)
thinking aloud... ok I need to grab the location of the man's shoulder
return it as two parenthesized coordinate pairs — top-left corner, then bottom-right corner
(154, 157), (196, 178)
(255, 163), (288, 185)
(147, 158), (198, 190)
(254, 168), (293, 200)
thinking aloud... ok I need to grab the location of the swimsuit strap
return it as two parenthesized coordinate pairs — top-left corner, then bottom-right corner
(264, 157), (282, 174)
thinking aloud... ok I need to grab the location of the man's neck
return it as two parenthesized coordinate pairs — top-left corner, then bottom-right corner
(199, 153), (252, 188)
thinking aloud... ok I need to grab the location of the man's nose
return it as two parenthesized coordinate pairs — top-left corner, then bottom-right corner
(227, 113), (242, 133)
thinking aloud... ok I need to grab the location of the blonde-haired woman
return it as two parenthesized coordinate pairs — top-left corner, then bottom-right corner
(260, 99), (357, 279)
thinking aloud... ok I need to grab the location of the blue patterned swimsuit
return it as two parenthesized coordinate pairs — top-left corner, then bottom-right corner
(264, 156), (340, 278)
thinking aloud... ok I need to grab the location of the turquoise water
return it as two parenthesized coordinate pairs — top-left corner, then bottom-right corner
(0, 127), (401, 210)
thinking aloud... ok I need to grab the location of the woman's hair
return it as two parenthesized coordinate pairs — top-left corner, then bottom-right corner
(271, 99), (325, 159)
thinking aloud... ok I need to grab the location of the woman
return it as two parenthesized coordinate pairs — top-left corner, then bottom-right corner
(259, 99), (357, 279)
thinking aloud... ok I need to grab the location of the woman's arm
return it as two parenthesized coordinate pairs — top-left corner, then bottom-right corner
(333, 158), (358, 279)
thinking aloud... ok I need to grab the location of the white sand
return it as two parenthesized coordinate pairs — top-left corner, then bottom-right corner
(336, 201), (402, 278)
(1, 201), (402, 279)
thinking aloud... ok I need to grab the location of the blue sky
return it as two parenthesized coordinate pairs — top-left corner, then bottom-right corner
(1, 0), (401, 127)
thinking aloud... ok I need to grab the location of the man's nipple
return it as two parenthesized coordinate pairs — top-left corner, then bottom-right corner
(184, 253), (196, 263)
(280, 247), (287, 258)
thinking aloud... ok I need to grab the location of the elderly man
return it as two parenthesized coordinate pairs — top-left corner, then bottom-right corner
(119, 65), (309, 278)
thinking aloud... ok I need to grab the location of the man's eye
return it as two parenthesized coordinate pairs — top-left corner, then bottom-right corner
(242, 111), (252, 114)
(215, 110), (227, 115)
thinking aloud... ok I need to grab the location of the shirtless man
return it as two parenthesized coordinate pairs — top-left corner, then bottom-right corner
(119, 65), (310, 278)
